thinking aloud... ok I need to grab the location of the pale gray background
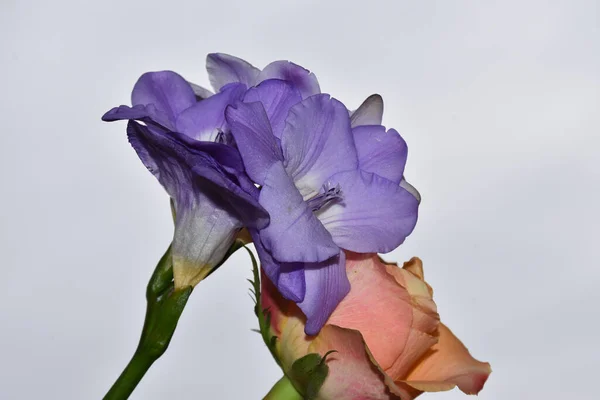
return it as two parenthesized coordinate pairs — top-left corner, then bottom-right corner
(1, 0), (598, 399)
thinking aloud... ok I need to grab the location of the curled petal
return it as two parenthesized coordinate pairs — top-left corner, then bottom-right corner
(206, 53), (260, 91)
(282, 94), (358, 199)
(400, 178), (421, 204)
(102, 104), (174, 131)
(225, 101), (283, 185)
(243, 79), (302, 139)
(131, 71), (196, 125)
(317, 171), (419, 254)
(175, 83), (246, 141)
(259, 162), (338, 263)
(402, 323), (492, 396)
(298, 252), (350, 335)
(353, 125), (407, 184)
(350, 94), (384, 127)
(258, 60), (320, 99)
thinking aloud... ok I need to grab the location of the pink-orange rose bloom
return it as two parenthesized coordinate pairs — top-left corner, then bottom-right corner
(262, 252), (491, 399)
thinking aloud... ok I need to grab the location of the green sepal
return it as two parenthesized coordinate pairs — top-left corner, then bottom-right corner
(289, 351), (337, 399)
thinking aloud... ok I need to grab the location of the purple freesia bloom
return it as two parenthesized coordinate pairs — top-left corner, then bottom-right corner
(103, 70), (269, 288)
(211, 53), (420, 335)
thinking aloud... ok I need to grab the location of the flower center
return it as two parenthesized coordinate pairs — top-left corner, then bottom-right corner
(306, 183), (343, 211)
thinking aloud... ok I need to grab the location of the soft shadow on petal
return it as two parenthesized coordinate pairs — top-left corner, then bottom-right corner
(175, 83), (246, 141)
(187, 81), (214, 100)
(281, 94), (358, 199)
(298, 252), (350, 335)
(225, 101), (283, 185)
(131, 71), (196, 124)
(350, 94), (384, 127)
(206, 53), (260, 92)
(259, 162), (338, 263)
(243, 79), (302, 139)
(258, 60), (321, 99)
(353, 125), (407, 184)
(317, 170), (419, 254)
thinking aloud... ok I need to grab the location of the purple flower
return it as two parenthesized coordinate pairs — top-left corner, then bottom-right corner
(214, 53), (420, 334)
(103, 71), (268, 288)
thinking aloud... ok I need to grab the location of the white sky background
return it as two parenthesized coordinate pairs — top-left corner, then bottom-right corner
(1, 0), (598, 399)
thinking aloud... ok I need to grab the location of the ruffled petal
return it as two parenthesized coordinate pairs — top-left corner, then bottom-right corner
(350, 94), (384, 127)
(258, 162), (338, 263)
(126, 121), (269, 287)
(206, 53), (260, 91)
(281, 94), (358, 199)
(317, 170), (419, 253)
(400, 178), (421, 204)
(102, 104), (173, 131)
(175, 83), (246, 141)
(298, 252), (350, 335)
(225, 101), (283, 185)
(353, 125), (407, 184)
(403, 323), (491, 396)
(131, 71), (196, 125)
(243, 79), (302, 139)
(258, 60), (320, 99)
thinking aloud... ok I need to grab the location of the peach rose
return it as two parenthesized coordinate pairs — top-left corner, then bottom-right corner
(262, 252), (491, 399)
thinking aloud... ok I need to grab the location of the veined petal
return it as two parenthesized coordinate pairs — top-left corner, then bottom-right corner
(259, 162), (338, 263)
(131, 71), (196, 125)
(175, 83), (246, 141)
(206, 53), (260, 91)
(126, 121), (269, 287)
(317, 170), (419, 253)
(350, 94), (384, 127)
(258, 60), (320, 99)
(298, 252), (350, 335)
(353, 125), (407, 184)
(243, 79), (302, 139)
(225, 101), (283, 186)
(281, 94), (358, 199)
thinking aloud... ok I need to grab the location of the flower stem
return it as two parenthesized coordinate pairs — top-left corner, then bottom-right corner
(263, 376), (304, 400)
(103, 246), (192, 400)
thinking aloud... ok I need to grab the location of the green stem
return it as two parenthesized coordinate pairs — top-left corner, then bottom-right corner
(103, 246), (192, 400)
(263, 376), (304, 400)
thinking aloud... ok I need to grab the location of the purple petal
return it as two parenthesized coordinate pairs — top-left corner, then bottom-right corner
(188, 81), (214, 100)
(226, 101), (283, 185)
(353, 125), (407, 184)
(102, 104), (173, 131)
(131, 71), (196, 125)
(258, 61), (320, 99)
(243, 79), (302, 139)
(350, 94), (383, 127)
(281, 94), (358, 198)
(126, 121), (269, 283)
(250, 230), (306, 303)
(175, 83), (246, 141)
(298, 252), (350, 335)
(206, 53), (260, 92)
(400, 177), (421, 204)
(316, 170), (419, 253)
(259, 162), (338, 263)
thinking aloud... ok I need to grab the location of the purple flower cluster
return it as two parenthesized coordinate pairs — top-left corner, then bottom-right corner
(103, 53), (419, 334)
